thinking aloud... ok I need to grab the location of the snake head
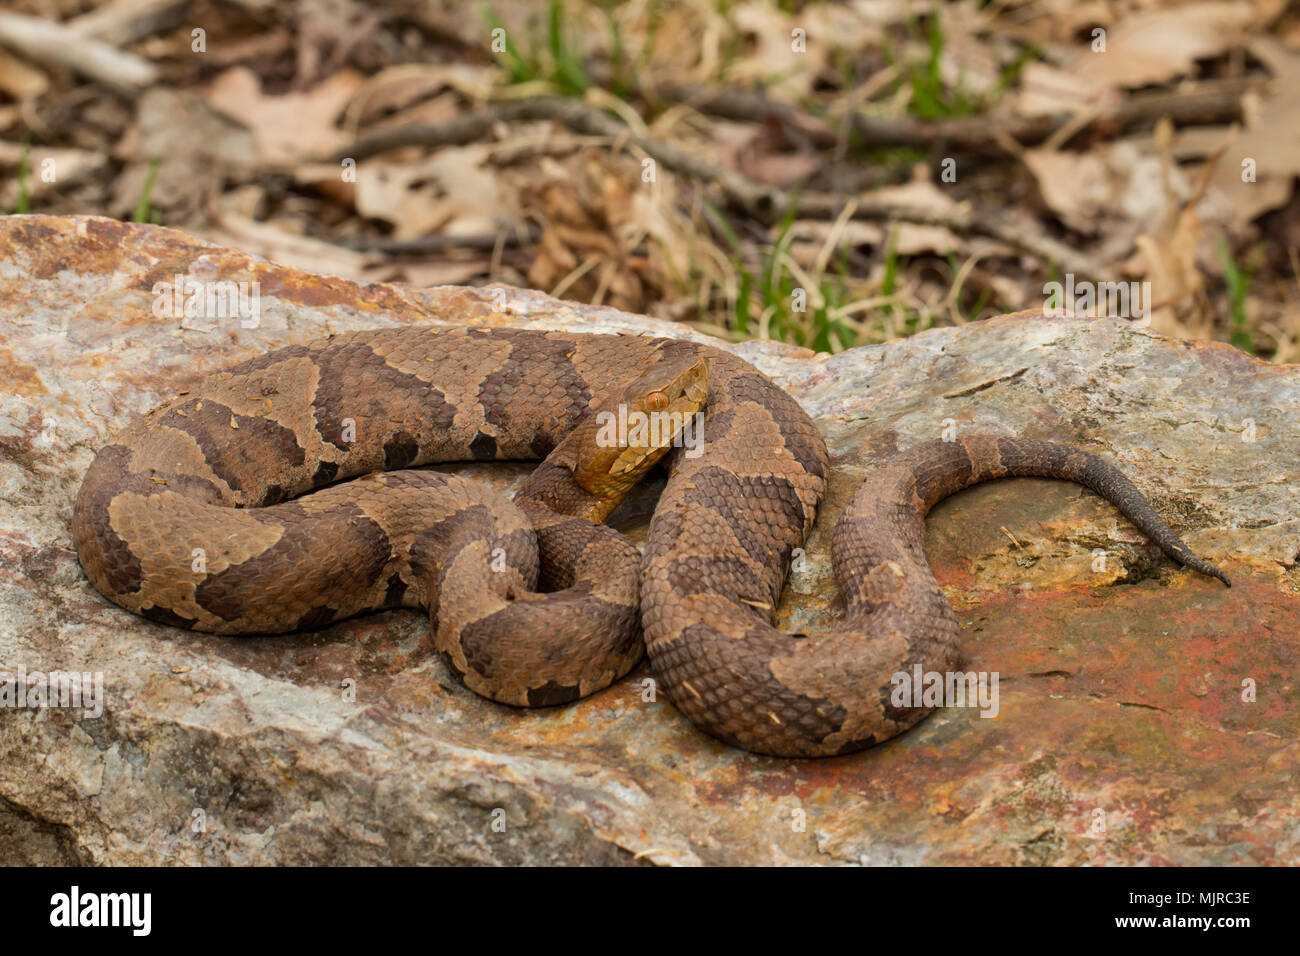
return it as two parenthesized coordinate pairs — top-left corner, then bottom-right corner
(572, 353), (709, 503)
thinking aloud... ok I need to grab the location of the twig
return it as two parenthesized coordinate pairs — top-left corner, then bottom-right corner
(69, 0), (192, 46)
(635, 79), (827, 134)
(0, 11), (157, 93)
(336, 224), (539, 254)
(845, 82), (1250, 152)
(332, 96), (1107, 280)
(630, 77), (1252, 154)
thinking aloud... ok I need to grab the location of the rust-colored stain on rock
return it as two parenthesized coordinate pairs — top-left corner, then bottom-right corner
(0, 348), (47, 398)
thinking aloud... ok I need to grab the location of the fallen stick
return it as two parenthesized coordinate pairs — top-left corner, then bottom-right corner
(629, 77), (1252, 154)
(336, 224), (539, 254)
(0, 11), (157, 93)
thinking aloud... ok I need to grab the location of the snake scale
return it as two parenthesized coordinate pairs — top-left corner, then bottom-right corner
(73, 325), (1229, 757)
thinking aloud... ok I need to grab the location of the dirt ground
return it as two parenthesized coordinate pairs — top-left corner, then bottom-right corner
(2, 0), (1298, 357)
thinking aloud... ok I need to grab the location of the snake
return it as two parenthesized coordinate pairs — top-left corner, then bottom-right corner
(73, 325), (1230, 757)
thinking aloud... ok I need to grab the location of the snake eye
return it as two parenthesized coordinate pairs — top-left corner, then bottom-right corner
(645, 390), (668, 412)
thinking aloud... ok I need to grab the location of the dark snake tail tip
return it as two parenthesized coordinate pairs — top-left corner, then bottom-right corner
(1198, 560), (1231, 588)
(1172, 543), (1230, 587)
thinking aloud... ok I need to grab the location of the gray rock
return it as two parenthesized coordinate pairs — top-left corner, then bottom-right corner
(1, 216), (1296, 865)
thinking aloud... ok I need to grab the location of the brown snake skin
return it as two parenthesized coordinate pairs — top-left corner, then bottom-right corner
(73, 326), (1230, 757)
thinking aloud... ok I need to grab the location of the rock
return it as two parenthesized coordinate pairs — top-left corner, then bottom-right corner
(0, 215), (1296, 865)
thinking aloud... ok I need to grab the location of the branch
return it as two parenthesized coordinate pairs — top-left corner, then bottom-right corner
(630, 78), (1252, 154)
(336, 224), (539, 254)
(0, 11), (157, 93)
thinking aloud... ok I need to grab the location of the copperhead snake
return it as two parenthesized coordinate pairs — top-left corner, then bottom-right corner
(73, 325), (1229, 757)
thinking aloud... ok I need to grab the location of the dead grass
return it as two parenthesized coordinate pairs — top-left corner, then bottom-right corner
(2, 0), (1298, 356)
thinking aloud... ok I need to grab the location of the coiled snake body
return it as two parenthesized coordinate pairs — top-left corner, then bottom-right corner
(74, 326), (1228, 757)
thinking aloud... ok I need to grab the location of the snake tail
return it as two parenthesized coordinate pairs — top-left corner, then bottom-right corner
(643, 435), (1228, 757)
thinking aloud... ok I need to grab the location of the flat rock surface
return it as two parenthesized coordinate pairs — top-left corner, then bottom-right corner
(1, 215), (1296, 865)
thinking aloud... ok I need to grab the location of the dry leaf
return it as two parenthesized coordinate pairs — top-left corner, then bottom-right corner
(371, 259), (495, 288)
(934, 2), (1002, 98)
(1022, 141), (1186, 239)
(1134, 205), (1210, 337)
(1063, 2), (1255, 92)
(354, 145), (507, 239)
(205, 66), (362, 165)
(0, 143), (108, 207)
(1014, 61), (1114, 119)
(726, 2), (882, 100)
(0, 46), (46, 98)
(1203, 36), (1300, 224)
(204, 202), (371, 279)
(346, 63), (493, 128)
